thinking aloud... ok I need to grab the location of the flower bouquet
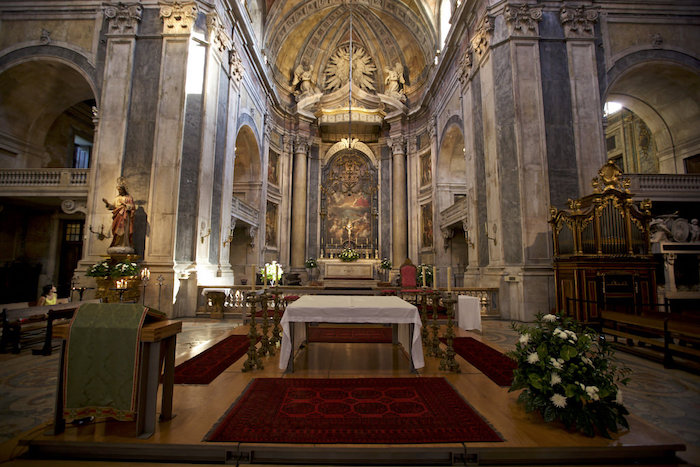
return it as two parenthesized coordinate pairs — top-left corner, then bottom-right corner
(111, 261), (140, 277)
(86, 260), (111, 277)
(260, 261), (284, 285)
(508, 313), (630, 438)
(304, 257), (318, 269)
(416, 264), (433, 287)
(379, 258), (392, 270)
(338, 248), (360, 262)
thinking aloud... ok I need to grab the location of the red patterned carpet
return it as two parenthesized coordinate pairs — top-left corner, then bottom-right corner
(174, 334), (250, 384)
(448, 337), (516, 386)
(206, 377), (503, 444)
(307, 326), (393, 343)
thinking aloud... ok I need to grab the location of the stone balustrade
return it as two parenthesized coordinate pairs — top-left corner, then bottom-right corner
(231, 195), (259, 226)
(628, 173), (700, 201)
(0, 168), (90, 197)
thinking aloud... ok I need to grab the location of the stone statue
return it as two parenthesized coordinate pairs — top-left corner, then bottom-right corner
(690, 219), (699, 242)
(292, 63), (316, 99)
(649, 217), (672, 243)
(384, 62), (406, 101)
(103, 177), (135, 254)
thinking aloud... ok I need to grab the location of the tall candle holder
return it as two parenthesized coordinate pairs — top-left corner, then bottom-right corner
(140, 267), (151, 305)
(157, 274), (165, 310)
(114, 279), (128, 302)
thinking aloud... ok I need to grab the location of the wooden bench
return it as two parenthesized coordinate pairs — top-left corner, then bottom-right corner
(600, 310), (700, 369)
(0, 299), (100, 355)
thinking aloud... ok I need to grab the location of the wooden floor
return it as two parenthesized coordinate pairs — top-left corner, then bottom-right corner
(1, 323), (693, 466)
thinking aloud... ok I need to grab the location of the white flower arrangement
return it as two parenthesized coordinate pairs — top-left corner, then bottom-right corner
(509, 312), (631, 438)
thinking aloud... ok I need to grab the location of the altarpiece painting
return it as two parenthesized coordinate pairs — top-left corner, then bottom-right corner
(266, 201), (278, 248)
(320, 150), (378, 256)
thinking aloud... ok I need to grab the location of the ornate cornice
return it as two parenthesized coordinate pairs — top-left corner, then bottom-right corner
(504, 3), (542, 36)
(104, 2), (143, 35)
(560, 6), (598, 38)
(160, 1), (197, 35)
(207, 13), (231, 55)
(470, 15), (494, 61)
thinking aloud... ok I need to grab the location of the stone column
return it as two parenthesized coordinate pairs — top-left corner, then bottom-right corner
(145, 1), (197, 317)
(84, 2), (142, 261)
(389, 136), (408, 265)
(560, 6), (605, 195)
(279, 134), (294, 266)
(290, 134), (309, 268)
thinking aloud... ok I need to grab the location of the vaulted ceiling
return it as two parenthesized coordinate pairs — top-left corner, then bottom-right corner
(262, 0), (439, 106)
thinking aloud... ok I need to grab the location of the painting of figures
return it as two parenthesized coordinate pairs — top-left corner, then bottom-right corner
(266, 201), (278, 247)
(268, 152), (279, 185)
(422, 202), (433, 248)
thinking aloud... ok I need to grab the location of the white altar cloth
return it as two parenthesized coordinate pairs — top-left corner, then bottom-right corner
(279, 295), (424, 371)
(457, 295), (482, 331)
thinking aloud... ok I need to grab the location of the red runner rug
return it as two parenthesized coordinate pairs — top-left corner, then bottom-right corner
(174, 334), (250, 384)
(446, 337), (516, 386)
(205, 377), (502, 444)
(307, 326), (392, 343)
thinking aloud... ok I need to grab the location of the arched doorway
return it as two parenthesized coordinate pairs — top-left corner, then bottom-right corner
(0, 58), (96, 300)
(229, 124), (262, 284)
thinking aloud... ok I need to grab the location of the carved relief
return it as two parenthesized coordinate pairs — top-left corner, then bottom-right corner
(229, 47), (244, 83)
(650, 33), (663, 49)
(470, 15), (494, 60)
(383, 62), (406, 102)
(207, 13), (231, 54)
(40, 29), (51, 45)
(504, 3), (542, 36)
(387, 137), (405, 155)
(324, 44), (376, 93)
(104, 2), (143, 35)
(458, 46), (473, 84)
(294, 135), (309, 154)
(560, 6), (598, 38)
(160, 1), (198, 35)
(292, 63), (319, 100)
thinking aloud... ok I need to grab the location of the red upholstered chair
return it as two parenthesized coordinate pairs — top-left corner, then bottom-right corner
(398, 259), (423, 303)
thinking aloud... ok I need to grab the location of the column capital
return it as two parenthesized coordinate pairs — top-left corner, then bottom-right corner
(504, 3), (542, 37)
(470, 14), (494, 61)
(387, 136), (405, 155)
(104, 2), (143, 35)
(560, 5), (598, 39)
(160, 1), (198, 35)
(207, 12), (231, 55)
(294, 135), (310, 154)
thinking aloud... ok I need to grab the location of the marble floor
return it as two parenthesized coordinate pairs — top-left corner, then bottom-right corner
(1, 318), (699, 463)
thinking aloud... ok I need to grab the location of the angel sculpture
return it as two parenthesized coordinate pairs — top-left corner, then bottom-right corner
(292, 64), (316, 99)
(384, 62), (406, 101)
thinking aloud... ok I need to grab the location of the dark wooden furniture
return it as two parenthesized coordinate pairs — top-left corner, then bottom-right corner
(550, 161), (657, 323)
(53, 317), (182, 438)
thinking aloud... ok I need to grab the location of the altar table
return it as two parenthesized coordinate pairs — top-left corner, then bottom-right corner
(457, 295), (482, 331)
(279, 295), (424, 372)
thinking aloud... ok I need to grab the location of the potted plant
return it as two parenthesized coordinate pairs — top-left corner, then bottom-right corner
(508, 312), (630, 438)
(379, 257), (391, 283)
(304, 257), (318, 282)
(86, 259), (142, 302)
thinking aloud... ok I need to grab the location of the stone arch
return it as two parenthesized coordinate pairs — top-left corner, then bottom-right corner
(233, 124), (262, 207)
(436, 119), (467, 192)
(604, 52), (700, 173)
(324, 140), (377, 166)
(0, 54), (97, 168)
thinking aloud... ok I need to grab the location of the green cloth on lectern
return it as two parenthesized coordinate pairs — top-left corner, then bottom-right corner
(63, 303), (148, 421)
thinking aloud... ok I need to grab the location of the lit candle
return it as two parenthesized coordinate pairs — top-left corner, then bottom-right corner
(432, 266), (436, 290)
(140, 268), (150, 280)
(447, 266), (452, 292)
(422, 266), (426, 287)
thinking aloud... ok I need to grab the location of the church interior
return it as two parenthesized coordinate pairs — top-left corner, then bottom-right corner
(1, 0), (699, 465)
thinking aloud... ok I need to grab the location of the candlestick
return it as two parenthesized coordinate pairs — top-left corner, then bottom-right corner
(447, 266), (452, 292)
(422, 266), (426, 288)
(264, 265), (268, 287)
(432, 266), (436, 290)
(275, 264), (280, 286)
(251, 265), (256, 290)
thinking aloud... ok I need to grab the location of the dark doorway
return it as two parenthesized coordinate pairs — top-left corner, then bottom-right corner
(58, 220), (84, 298)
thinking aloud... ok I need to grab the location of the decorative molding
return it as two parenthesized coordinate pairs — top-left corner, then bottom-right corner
(386, 137), (405, 155)
(428, 117), (437, 141)
(207, 12), (231, 54)
(104, 2), (143, 35)
(40, 29), (51, 45)
(263, 115), (272, 141)
(650, 32), (663, 49)
(229, 47), (244, 83)
(91, 106), (100, 126)
(283, 134), (294, 154)
(160, 1), (197, 35)
(248, 226), (257, 247)
(458, 46), (473, 85)
(470, 15), (494, 60)
(504, 3), (542, 36)
(408, 135), (419, 154)
(560, 6), (598, 38)
(61, 199), (87, 215)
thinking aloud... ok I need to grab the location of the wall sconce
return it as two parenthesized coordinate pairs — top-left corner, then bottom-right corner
(200, 227), (211, 243)
(89, 224), (111, 241)
(485, 222), (497, 246)
(223, 228), (234, 247)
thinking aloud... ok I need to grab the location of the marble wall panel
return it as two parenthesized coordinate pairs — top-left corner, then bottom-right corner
(209, 66), (230, 264)
(308, 145), (320, 257)
(539, 12), (578, 209)
(470, 74), (489, 268)
(381, 145), (392, 260)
